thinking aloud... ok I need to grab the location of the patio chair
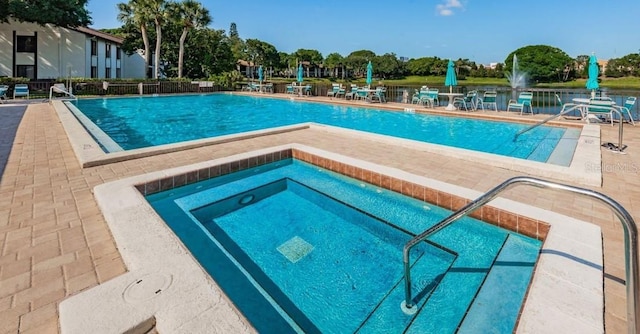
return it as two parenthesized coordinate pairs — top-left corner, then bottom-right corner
(453, 90), (477, 111)
(285, 84), (294, 95)
(370, 87), (386, 103)
(355, 88), (368, 101)
(344, 84), (358, 100)
(304, 84), (313, 96)
(427, 88), (439, 106)
(614, 96), (636, 126)
(13, 84), (29, 99)
(0, 85), (8, 103)
(507, 92), (533, 115)
(554, 94), (581, 119)
(586, 99), (615, 126)
(411, 87), (433, 106)
(327, 83), (340, 98)
(477, 91), (498, 111)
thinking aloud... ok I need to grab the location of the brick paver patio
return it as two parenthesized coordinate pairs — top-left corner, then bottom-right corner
(0, 97), (638, 333)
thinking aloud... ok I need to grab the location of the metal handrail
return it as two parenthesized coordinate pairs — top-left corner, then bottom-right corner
(402, 176), (639, 334)
(49, 85), (77, 101)
(514, 104), (581, 137)
(515, 103), (626, 153)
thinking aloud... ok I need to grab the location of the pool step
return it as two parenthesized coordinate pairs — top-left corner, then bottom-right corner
(457, 234), (541, 333)
(545, 127), (581, 166)
(525, 126), (567, 163)
(404, 221), (509, 333)
(355, 244), (457, 333)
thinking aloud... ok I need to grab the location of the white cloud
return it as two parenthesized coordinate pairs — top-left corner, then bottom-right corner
(437, 0), (464, 16)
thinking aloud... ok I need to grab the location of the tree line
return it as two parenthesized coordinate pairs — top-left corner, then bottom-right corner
(3, 1), (640, 84)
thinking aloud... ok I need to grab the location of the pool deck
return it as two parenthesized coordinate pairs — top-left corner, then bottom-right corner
(0, 94), (638, 333)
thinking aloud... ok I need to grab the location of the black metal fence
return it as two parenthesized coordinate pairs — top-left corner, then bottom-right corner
(268, 82), (640, 119)
(3, 80), (221, 98)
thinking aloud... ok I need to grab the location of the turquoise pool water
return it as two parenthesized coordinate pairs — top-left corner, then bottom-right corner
(72, 94), (572, 163)
(147, 159), (541, 333)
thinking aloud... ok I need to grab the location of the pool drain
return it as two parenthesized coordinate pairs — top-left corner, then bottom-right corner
(123, 273), (173, 304)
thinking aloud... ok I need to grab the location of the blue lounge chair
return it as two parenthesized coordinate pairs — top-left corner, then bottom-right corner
(327, 83), (345, 98)
(427, 88), (439, 106)
(13, 84), (29, 99)
(285, 84), (294, 95)
(478, 91), (498, 111)
(453, 90), (477, 111)
(304, 84), (312, 96)
(586, 98), (615, 126)
(344, 84), (358, 100)
(507, 92), (534, 115)
(370, 87), (386, 103)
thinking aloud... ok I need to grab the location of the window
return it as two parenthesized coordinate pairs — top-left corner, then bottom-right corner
(16, 36), (36, 53)
(105, 44), (111, 58)
(91, 40), (97, 56)
(16, 65), (35, 79)
(116, 47), (121, 60)
(90, 66), (97, 78)
(116, 68), (121, 78)
(105, 67), (111, 78)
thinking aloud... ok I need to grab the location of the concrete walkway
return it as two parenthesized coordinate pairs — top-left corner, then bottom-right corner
(0, 96), (638, 333)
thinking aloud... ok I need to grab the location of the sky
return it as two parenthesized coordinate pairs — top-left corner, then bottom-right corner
(87, 0), (640, 65)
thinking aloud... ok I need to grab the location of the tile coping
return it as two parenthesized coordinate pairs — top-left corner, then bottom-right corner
(50, 99), (603, 187)
(59, 144), (604, 333)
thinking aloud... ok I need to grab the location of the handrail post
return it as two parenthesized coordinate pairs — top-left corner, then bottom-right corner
(402, 177), (638, 334)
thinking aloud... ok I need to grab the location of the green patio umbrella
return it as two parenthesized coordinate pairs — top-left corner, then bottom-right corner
(366, 61), (373, 87)
(445, 59), (457, 93)
(586, 54), (599, 98)
(258, 65), (263, 83)
(297, 64), (303, 84)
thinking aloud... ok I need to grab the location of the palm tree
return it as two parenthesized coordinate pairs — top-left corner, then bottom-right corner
(117, 0), (151, 78)
(171, 0), (211, 78)
(144, 0), (169, 79)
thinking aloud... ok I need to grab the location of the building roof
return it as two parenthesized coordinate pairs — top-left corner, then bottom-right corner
(75, 26), (124, 44)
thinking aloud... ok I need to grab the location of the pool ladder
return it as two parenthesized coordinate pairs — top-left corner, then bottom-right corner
(401, 176), (639, 334)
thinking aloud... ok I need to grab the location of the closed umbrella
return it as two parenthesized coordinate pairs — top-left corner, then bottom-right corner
(258, 65), (263, 83)
(297, 64), (303, 84)
(445, 59), (457, 93)
(586, 54), (599, 98)
(366, 61), (373, 87)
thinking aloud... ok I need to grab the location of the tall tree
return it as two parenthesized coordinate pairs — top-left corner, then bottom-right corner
(2, 0), (91, 27)
(505, 45), (573, 83)
(228, 22), (245, 62)
(345, 50), (375, 77)
(324, 52), (344, 78)
(145, 0), (170, 79)
(170, 0), (211, 78)
(117, 0), (152, 78)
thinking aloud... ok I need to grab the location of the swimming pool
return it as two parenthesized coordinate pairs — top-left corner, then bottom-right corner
(147, 158), (541, 333)
(70, 94), (576, 163)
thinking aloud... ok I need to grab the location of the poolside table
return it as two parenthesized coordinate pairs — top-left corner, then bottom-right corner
(439, 92), (464, 111)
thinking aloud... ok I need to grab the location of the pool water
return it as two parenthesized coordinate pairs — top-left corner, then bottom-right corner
(73, 94), (573, 163)
(147, 159), (542, 333)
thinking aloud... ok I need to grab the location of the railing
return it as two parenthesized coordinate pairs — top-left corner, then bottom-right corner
(401, 176), (639, 334)
(0, 80), (222, 98)
(266, 83), (639, 118)
(514, 103), (627, 152)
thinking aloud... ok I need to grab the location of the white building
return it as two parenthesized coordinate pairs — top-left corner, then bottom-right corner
(0, 21), (147, 80)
